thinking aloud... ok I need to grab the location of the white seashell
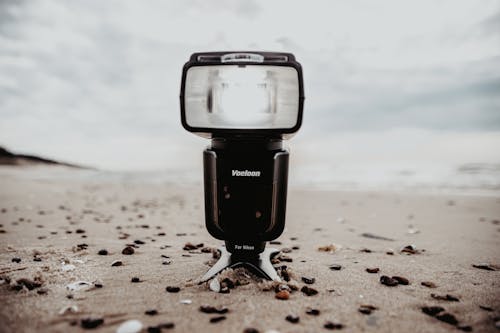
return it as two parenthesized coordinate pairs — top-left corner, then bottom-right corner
(116, 320), (143, 333)
(66, 281), (92, 291)
(58, 305), (78, 315)
(61, 264), (75, 272)
(209, 278), (220, 292)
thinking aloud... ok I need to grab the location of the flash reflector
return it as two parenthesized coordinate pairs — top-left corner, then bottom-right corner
(184, 65), (299, 129)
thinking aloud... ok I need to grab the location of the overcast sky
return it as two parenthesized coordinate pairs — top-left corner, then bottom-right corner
(0, 0), (499, 171)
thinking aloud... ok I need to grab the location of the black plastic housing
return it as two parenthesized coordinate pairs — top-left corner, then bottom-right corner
(180, 51), (305, 139)
(203, 139), (289, 253)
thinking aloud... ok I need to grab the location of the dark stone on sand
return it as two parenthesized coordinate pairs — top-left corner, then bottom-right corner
(360, 232), (395, 241)
(183, 242), (198, 250)
(122, 246), (135, 255)
(431, 293), (459, 302)
(380, 275), (398, 286)
(392, 276), (409, 285)
(199, 305), (229, 314)
(360, 248), (372, 253)
(131, 277), (141, 283)
(421, 281), (437, 288)
(145, 309), (158, 316)
(400, 245), (421, 255)
(111, 261), (122, 267)
(301, 276), (315, 284)
(301, 286), (318, 296)
(134, 240), (145, 245)
(243, 328), (260, 333)
(166, 286), (180, 293)
(219, 286), (230, 294)
(36, 288), (49, 295)
(277, 254), (293, 262)
(358, 304), (377, 315)
(33, 257), (42, 262)
(12, 257), (21, 263)
(147, 323), (175, 332)
(16, 278), (42, 290)
(421, 306), (445, 316)
(329, 264), (342, 271)
(457, 324), (473, 332)
(285, 314), (300, 323)
(479, 305), (493, 311)
(472, 263), (496, 271)
(269, 241), (282, 245)
(75, 229), (85, 234)
(366, 268), (379, 273)
(97, 249), (108, 255)
(306, 308), (320, 316)
(436, 312), (458, 325)
(209, 316), (226, 323)
(221, 278), (235, 289)
(324, 321), (344, 330)
(80, 317), (104, 329)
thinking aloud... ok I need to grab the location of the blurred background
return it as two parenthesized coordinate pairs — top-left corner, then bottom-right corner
(1, 0), (499, 191)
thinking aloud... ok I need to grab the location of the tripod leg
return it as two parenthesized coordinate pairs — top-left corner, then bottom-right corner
(199, 246), (282, 283)
(258, 248), (281, 282)
(199, 247), (232, 282)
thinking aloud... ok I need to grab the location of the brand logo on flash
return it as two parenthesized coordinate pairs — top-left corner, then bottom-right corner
(232, 169), (261, 177)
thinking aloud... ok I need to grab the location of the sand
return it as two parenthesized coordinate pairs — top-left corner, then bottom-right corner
(0, 166), (499, 333)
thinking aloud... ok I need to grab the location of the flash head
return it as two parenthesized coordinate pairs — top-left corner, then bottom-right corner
(179, 51), (305, 281)
(180, 51), (304, 138)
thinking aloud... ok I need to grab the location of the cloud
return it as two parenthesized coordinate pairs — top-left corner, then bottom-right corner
(0, 0), (499, 170)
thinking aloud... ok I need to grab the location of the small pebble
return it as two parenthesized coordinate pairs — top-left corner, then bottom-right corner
(380, 275), (398, 287)
(366, 268), (379, 273)
(145, 309), (158, 316)
(472, 263), (496, 271)
(116, 319), (143, 333)
(435, 312), (458, 325)
(243, 328), (259, 333)
(111, 260), (123, 267)
(147, 323), (174, 332)
(80, 317), (104, 329)
(199, 305), (229, 314)
(318, 245), (336, 252)
(12, 257), (21, 263)
(122, 246), (135, 255)
(421, 306), (445, 316)
(479, 305), (493, 311)
(306, 308), (320, 316)
(98, 249), (108, 255)
(431, 293), (459, 302)
(275, 290), (290, 300)
(166, 286), (180, 293)
(131, 277), (141, 283)
(358, 304), (377, 315)
(209, 316), (226, 323)
(392, 276), (409, 285)
(421, 281), (437, 288)
(301, 277), (315, 284)
(329, 264), (342, 271)
(209, 278), (221, 293)
(324, 321), (344, 330)
(300, 286), (318, 296)
(457, 324), (473, 332)
(285, 315), (299, 323)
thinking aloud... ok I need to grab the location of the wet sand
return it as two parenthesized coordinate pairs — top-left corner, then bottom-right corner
(0, 166), (499, 332)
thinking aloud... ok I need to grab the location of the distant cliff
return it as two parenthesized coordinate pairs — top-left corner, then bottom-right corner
(0, 146), (86, 168)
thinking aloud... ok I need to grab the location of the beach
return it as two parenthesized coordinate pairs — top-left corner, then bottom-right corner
(0, 166), (499, 333)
